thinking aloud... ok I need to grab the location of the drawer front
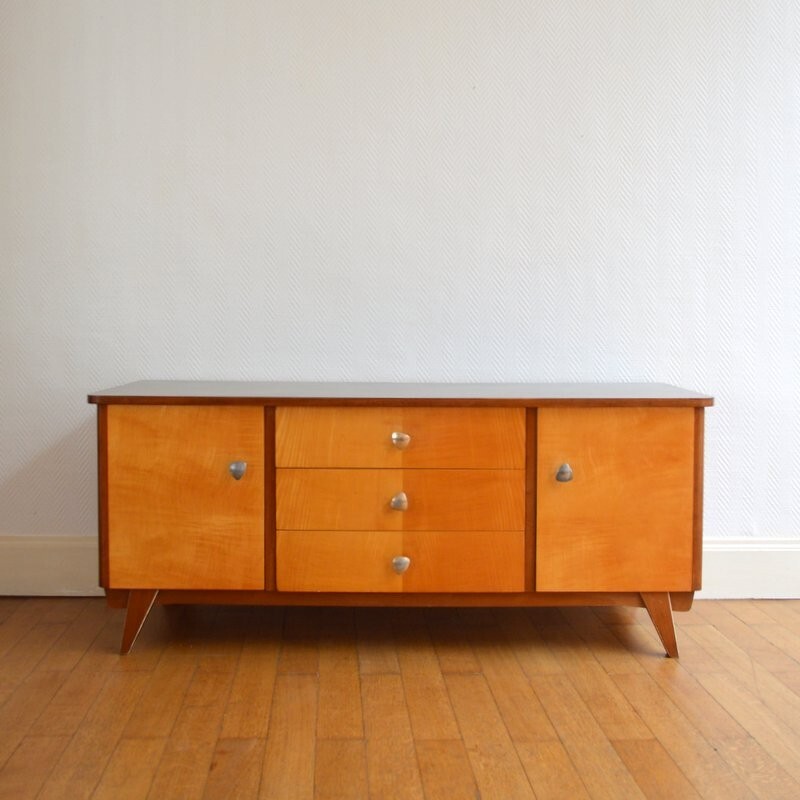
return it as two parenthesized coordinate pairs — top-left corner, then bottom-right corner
(276, 530), (524, 592)
(276, 407), (525, 468)
(276, 469), (525, 531)
(106, 405), (265, 590)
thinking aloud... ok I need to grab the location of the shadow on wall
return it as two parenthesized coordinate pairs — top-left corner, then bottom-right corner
(0, 415), (97, 537)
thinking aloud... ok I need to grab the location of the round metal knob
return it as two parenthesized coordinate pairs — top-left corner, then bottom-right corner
(391, 431), (411, 450)
(392, 556), (411, 574)
(555, 463), (573, 482)
(229, 461), (247, 480)
(389, 491), (409, 511)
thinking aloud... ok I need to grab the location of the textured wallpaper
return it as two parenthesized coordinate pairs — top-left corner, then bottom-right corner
(1, 1), (798, 542)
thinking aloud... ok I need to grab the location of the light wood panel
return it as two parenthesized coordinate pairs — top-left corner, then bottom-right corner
(277, 531), (524, 592)
(276, 406), (525, 467)
(537, 407), (695, 592)
(402, 531), (524, 592)
(276, 468), (525, 531)
(107, 405), (264, 590)
(277, 531), (403, 592)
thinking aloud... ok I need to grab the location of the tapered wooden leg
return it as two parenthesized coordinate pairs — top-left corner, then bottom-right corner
(121, 589), (158, 654)
(641, 592), (679, 658)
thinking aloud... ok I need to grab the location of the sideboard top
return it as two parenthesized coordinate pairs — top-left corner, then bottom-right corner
(88, 381), (713, 407)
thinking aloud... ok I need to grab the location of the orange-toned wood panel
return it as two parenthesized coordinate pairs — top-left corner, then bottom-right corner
(276, 469), (525, 531)
(536, 407), (695, 592)
(402, 531), (524, 592)
(275, 407), (525, 468)
(107, 405), (264, 589)
(276, 531), (524, 592)
(276, 531), (403, 592)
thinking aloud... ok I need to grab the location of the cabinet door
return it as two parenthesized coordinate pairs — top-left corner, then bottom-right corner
(106, 405), (264, 589)
(536, 407), (695, 592)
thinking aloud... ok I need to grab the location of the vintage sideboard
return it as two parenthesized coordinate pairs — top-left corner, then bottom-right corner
(88, 381), (713, 655)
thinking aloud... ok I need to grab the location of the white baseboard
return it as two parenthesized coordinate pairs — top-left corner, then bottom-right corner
(696, 538), (800, 599)
(0, 535), (103, 596)
(0, 535), (797, 599)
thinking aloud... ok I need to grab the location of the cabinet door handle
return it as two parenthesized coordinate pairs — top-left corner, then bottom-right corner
(555, 463), (573, 482)
(389, 491), (409, 511)
(392, 556), (411, 574)
(229, 461), (247, 480)
(391, 431), (411, 450)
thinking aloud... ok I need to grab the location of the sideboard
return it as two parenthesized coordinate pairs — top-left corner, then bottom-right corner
(88, 381), (713, 656)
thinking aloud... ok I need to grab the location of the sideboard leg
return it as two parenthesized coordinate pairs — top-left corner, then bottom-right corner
(121, 589), (159, 654)
(641, 592), (679, 658)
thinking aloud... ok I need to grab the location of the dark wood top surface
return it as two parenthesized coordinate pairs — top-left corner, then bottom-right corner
(88, 381), (713, 407)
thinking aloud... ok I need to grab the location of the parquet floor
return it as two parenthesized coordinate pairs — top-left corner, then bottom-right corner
(0, 597), (799, 799)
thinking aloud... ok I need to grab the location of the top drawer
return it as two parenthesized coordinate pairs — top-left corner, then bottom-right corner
(276, 407), (525, 468)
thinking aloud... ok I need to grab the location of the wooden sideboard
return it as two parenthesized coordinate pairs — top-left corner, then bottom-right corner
(88, 381), (713, 656)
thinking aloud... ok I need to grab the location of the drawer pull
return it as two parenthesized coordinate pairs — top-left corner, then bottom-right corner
(229, 461), (247, 480)
(555, 463), (573, 482)
(392, 555), (411, 574)
(389, 491), (409, 511)
(391, 431), (411, 450)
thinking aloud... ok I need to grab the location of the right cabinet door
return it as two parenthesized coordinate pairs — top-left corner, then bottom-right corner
(536, 407), (696, 592)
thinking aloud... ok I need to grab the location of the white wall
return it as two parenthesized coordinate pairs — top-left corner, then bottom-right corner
(1, 2), (798, 592)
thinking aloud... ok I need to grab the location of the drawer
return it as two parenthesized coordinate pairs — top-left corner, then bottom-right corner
(276, 530), (525, 592)
(276, 407), (525, 468)
(276, 468), (525, 531)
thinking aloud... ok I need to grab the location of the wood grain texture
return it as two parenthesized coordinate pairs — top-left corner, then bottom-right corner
(313, 739), (368, 800)
(360, 673), (425, 800)
(107, 405), (265, 590)
(260, 674), (317, 800)
(92, 737), (167, 800)
(120, 589), (158, 655)
(402, 530), (524, 592)
(276, 531), (524, 593)
(642, 592), (679, 658)
(5, 598), (800, 800)
(97, 405), (109, 588)
(525, 408), (537, 591)
(155, 588), (646, 608)
(415, 740), (480, 800)
(445, 673), (537, 798)
(276, 406), (525, 467)
(276, 468), (525, 531)
(537, 407), (695, 592)
(264, 406), (277, 592)
(693, 407), (705, 589)
(276, 531), (403, 592)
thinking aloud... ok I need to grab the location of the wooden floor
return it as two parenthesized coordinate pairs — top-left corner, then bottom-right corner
(0, 599), (799, 799)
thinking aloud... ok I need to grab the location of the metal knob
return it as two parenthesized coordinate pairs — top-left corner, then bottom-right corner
(391, 431), (411, 450)
(555, 463), (573, 482)
(229, 461), (247, 480)
(389, 491), (409, 511)
(392, 556), (411, 574)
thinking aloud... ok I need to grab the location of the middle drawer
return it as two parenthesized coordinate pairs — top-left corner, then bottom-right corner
(276, 468), (525, 531)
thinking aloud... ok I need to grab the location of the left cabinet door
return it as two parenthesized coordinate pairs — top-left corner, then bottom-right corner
(105, 405), (265, 589)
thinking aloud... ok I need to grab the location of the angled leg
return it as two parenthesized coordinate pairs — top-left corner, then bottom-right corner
(121, 589), (158, 654)
(641, 592), (678, 658)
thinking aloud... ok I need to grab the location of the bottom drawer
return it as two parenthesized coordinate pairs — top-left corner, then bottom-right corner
(276, 530), (524, 593)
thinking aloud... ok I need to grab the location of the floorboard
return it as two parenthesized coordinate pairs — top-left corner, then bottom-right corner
(0, 598), (798, 798)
